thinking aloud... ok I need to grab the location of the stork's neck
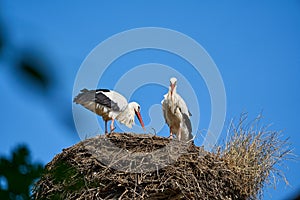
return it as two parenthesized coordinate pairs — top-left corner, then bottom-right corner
(116, 103), (136, 128)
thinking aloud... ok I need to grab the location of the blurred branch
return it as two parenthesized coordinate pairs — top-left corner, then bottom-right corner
(0, 9), (76, 136)
(0, 19), (5, 56)
(17, 52), (52, 93)
(0, 31), (3, 54)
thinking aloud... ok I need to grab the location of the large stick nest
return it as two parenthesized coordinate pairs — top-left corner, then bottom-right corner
(33, 117), (291, 200)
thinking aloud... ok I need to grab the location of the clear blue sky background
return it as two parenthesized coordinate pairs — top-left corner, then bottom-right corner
(0, 1), (299, 199)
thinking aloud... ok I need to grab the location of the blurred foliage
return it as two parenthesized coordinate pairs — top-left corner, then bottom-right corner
(0, 145), (43, 200)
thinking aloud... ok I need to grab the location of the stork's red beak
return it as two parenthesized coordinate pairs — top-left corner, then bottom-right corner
(170, 84), (175, 96)
(135, 111), (145, 130)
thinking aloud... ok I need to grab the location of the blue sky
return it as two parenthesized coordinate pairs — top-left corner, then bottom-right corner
(0, 1), (299, 199)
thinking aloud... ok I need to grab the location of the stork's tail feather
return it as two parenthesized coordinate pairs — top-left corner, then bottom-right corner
(73, 89), (94, 104)
(80, 88), (89, 93)
(73, 89), (101, 115)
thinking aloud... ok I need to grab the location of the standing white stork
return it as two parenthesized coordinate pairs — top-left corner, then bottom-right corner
(73, 88), (145, 134)
(161, 77), (193, 141)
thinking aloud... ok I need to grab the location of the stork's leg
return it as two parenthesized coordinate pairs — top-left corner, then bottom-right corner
(178, 127), (182, 141)
(110, 118), (116, 133)
(169, 126), (173, 139)
(104, 120), (108, 135)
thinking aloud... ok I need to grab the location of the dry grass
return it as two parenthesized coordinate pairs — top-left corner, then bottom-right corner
(32, 115), (292, 200)
(218, 114), (292, 199)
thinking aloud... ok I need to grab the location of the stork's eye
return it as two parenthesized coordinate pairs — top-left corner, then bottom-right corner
(138, 106), (140, 111)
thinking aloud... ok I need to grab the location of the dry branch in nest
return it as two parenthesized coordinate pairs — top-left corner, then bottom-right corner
(32, 117), (291, 200)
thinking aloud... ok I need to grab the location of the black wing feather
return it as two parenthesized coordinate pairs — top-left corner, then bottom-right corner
(96, 89), (110, 92)
(95, 91), (120, 111)
(182, 113), (193, 140)
(74, 88), (120, 111)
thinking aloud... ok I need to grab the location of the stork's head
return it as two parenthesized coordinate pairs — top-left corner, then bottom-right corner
(169, 77), (177, 96)
(129, 102), (145, 130)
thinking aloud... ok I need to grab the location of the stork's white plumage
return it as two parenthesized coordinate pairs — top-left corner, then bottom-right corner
(74, 89), (145, 133)
(162, 77), (193, 141)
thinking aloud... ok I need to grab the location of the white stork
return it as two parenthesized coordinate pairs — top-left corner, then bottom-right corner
(73, 88), (145, 134)
(161, 77), (193, 141)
